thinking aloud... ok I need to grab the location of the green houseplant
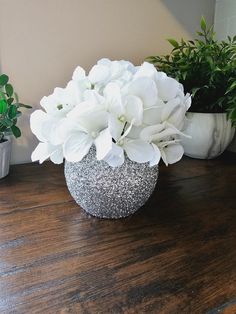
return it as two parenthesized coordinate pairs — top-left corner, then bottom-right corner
(0, 74), (31, 178)
(147, 17), (236, 159)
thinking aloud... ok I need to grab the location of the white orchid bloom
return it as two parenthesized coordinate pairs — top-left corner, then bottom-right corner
(140, 122), (188, 165)
(102, 138), (156, 168)
(63, 99), (108, 162)
(143, 92), (191, 129)
(96, 123), (157, 167)
(72, 65), (91, 90)
(31, 142), (63, 164)
(30, 60), (191, 167)
(30, 110), (69, 145)
(155, 74), (180, 102)
(126, 77), (158, 108)
(40, 80), (83, 117)
(102, 82), (143, 143)
(133, 62), (157, 80)
(30, 110), (70, 164)
(88, 58), (135, 91)
(158, 141), (184, 166)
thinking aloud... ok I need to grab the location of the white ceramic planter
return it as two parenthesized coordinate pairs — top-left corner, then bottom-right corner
(181, 112), (235, 159)
(0, 139), (12, 179)
(227, 133), (236, 153)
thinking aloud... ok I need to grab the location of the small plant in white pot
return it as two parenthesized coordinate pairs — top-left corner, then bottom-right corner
(0, 74), (31, 178)
(30, 59), (191, 219)
(147, 17), (236, 159)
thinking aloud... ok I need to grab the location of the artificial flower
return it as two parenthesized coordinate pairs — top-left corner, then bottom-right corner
(31, 59), (191, 167)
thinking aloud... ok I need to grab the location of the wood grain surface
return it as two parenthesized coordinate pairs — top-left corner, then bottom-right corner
(0, 154), (235, 314)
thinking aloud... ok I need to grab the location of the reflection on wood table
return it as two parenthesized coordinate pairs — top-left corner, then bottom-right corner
(0, 153), (235, 313)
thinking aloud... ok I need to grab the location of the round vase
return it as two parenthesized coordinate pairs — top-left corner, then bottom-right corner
(181, 112), (235, 159)
(64, 148), (159, 219)
(0, 139), (12, 179)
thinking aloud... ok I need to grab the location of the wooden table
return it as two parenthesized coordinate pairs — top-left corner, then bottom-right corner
(0, 154), (235, 314)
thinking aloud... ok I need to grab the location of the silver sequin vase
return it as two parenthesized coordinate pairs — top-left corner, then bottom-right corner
(64, 148), (159, 219)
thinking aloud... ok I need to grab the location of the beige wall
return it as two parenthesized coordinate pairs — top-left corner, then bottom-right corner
(214, 0), (236, 40)
(0, 0), (215, 164)
(214, 0), (236, 152)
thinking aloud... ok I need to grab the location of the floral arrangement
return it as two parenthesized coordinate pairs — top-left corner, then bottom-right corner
(30, 59), (191, 167)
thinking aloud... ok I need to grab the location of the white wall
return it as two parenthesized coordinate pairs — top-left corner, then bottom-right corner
(0, 0), (215, 164)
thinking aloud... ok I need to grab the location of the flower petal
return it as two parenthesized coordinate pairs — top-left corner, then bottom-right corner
(50, 147), (64, 164)
(149, 143), (161, 166)
(161, 143), (184, 165)
(124, 95), (143, 126)
(161, 99), (187, 130)
(108, 114), (124, 142)
(30, 110), (48, 142)
(94, 128), (113, 160)
(104, 143), (124, 167)
(140, 124), (165, 142)
(72, 66), (86, 81)
(156, 77), (179, 101)
(127, 125), (144, 139)
(63, 132), (93, 162)
(134, 62), (157, 80)
(104, 82), (123, 116)
(143, 102), (164, 125)
(31, 142), (55, 164)
(124, 139), (154, 163)
(88, 64), (110, 84)
(128, 77), (158, 108)
(40, 95), (57, 114)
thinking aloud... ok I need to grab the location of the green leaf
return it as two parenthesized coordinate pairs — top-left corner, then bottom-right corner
(196, 31), (204, 37)
(226, 81), (236, 94)
(8, 105), (17, 119)
(7, 97), (14, 105)
(11, 125), (21, 138)
(0, 99), (7, 114)
(0, 118), (13, 127)
(5, 84), (14, 97)
(0, 74), (9, 86)
(0, 91), (6, 100)
(200, 16), (207, 31)
(167, 38), (179, 48)
(191, 87), (201, 97)
(17, 103), (32, 109)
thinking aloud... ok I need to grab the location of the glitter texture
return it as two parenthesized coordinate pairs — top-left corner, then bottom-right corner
(64, 147), (158, 219)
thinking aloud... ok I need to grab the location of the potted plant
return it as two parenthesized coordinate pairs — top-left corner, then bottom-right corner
(146, 17), (236, 159)
(30, 58), (191, 219)
(0, 74), (31, 178)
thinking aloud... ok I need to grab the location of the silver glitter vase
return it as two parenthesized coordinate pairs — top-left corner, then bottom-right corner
(64, 148), (158, 219)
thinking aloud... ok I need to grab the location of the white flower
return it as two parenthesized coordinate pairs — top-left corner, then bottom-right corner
(155, 74), (180, 102)
(40, 80), (83, 116)
(103, 82), (144, 142)
(102, 138), (156, 168)
(140, 122), (188, 165)
(88, 58), (135, 91)
(63, 98), (108, 162)
(133, 62), (158, 80)
(30, 111), (63, 164)
(96, 123), (157, 167)
(31, 142), (63, 164)
(30, 59), (191, 167)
